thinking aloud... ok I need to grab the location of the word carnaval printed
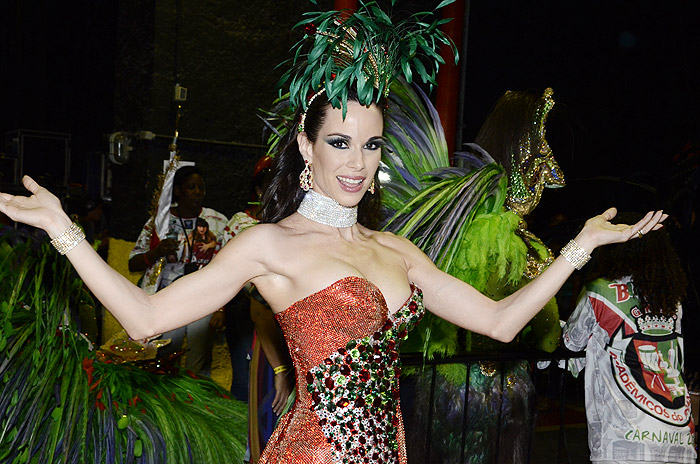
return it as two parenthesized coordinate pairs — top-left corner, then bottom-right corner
(625, 428), (696, 446)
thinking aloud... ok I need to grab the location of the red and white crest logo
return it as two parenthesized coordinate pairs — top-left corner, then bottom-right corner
(606, 311), (691, 426)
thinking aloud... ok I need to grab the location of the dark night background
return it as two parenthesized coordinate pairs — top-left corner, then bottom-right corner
(0, 2), (697, 201)
(0, 1), (699, 331)
(1, 0), (700, 446)
(2, 1), (699, 229)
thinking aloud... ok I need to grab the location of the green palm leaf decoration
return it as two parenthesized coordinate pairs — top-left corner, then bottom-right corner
(0, 230), (247, 463)
(259, 93), (295, 159)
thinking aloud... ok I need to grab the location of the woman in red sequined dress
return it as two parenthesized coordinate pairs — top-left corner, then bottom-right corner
(0, 97), (668, 464)
(0, 7), (667, 464)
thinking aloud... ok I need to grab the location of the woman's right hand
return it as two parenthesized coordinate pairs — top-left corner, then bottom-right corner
(0, 175), (71, 237)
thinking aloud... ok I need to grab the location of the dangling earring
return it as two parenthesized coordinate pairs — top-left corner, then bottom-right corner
(299, 159), (313, 191)
(369, 178), (375, 194)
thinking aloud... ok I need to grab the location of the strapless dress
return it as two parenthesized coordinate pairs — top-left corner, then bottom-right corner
(258, 276), (424, 464)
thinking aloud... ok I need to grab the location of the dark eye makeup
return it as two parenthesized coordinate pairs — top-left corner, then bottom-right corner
(364, 137), (387, 150)
(326, 136), (350, 149)
(324, 135), (386, 151)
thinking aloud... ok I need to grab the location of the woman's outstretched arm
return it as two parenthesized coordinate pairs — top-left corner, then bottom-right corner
(404, 207), (666, 342)
(0, 176), (261, 339)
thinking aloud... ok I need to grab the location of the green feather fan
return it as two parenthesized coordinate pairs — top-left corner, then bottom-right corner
(381, 80), (559, 373)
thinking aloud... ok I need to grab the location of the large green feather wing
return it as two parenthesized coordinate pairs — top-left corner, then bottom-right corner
(380, 80), (543, 366)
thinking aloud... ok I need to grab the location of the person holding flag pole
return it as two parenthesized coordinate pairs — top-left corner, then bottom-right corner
(128, 101), (229, 375)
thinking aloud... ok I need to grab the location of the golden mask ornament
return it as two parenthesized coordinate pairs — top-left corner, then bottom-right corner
(506, 88), (565, 217)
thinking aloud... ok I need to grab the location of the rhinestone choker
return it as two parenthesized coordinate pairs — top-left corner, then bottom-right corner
(297, 190), (358, 228)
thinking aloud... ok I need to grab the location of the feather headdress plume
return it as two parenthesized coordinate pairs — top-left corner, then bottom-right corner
(277, 0), (458, 121)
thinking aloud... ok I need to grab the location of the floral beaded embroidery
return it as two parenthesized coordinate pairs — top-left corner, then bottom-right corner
(305, 286), (424, 464)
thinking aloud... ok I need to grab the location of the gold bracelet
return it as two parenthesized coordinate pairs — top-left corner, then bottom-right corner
(273, 365), (290, 375)
(560, 239), (591, 270)
(50, 223), (86, 255)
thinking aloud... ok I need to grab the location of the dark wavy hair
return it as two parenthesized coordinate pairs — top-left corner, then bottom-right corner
(475, 89), (547, 177)
(589, 212), (687, 316)
(260, 89), (384, 229)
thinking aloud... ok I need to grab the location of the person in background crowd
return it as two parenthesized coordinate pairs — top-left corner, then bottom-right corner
(128, 165), (228, 375)
(221, 155), (293, 462)
(563, 211), (696, 464)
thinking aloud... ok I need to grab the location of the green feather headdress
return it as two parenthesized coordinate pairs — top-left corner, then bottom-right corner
(277, 0), (458, 119)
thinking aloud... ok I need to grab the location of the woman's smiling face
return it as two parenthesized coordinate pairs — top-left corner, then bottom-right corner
(298, 100), (384, 207)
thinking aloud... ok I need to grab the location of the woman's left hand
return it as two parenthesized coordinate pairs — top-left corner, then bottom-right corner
(209, 310), (226, 331)
(272, 370), (293, 416)
(575, 207), (667, 253)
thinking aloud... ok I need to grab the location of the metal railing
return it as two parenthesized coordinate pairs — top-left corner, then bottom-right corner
(399, 349), (586, 464)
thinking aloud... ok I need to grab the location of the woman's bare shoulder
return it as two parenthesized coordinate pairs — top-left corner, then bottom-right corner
(365, 228), (437, 270)
(366, 228), (419, 252)
(224, 221), (291, 249)
(211, 221), (295, 282)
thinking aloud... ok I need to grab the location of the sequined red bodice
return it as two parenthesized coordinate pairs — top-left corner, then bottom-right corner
(259, 276), (424, 464)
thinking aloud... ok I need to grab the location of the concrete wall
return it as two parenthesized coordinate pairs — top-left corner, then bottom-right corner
(110, 0), (332, 239)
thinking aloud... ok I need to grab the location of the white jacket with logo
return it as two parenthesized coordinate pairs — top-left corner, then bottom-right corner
(563, 276), (696, 463)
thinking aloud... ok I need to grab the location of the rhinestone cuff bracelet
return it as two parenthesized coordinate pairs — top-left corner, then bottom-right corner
(560, 239), (591, 270)
(51, 222), (86, 255)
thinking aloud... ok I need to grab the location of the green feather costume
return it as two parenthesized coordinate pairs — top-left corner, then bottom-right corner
(381, 80), (561, 359)
(381, 80), (562, 463)
(0, 230), (247, 464)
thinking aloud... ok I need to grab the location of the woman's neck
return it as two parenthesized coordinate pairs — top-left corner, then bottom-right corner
(296, 189), (357, 228)
(172, 205), (201, 218)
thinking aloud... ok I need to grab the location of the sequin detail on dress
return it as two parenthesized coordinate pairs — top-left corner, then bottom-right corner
(259, 277), (424, 464)
(307, 285), (423, 462)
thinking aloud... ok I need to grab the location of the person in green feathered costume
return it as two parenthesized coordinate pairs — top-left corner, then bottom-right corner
(381, 82), (565, 463)
(457, 86), (565, 353)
